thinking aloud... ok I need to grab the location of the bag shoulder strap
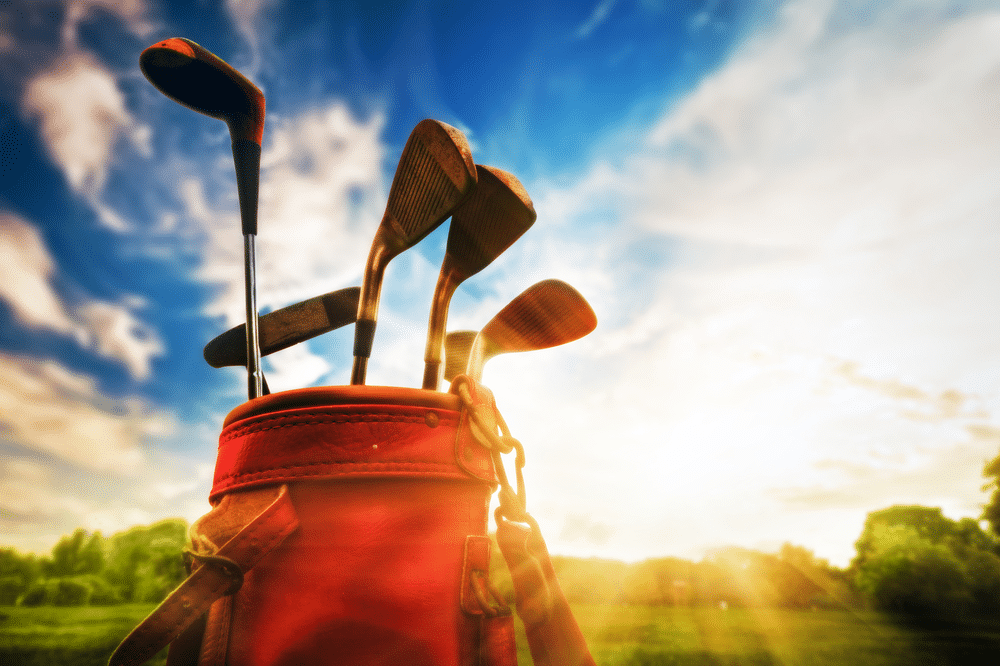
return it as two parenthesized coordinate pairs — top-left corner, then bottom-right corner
(109, 484), (298, 666)
(451, 376), (596, 666)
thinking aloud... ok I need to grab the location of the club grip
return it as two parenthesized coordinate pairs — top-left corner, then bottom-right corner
(232, 139), (261, 236)
(353, 319), (377, 359)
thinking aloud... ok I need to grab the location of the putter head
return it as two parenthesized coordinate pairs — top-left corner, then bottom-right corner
(140, 37), (265, 145)
(466, 279), (597, 381)
(443, 330), (477, 383)
(204, 287), (360, 368)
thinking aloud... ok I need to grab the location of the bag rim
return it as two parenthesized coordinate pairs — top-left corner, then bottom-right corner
(224, 385), (463, 427)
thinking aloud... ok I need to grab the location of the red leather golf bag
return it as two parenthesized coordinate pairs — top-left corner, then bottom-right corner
(110, 378), (595, 666)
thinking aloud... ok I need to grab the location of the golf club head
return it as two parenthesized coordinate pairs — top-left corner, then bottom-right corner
(204, 287), (360, 368)
(465, 279), (597, 382)
(422, 165), (536, 389)
(141, 37), (266, 399)
(443, 330), (477, 383)
(351, 119), (477, 384)
(140, 38), (264, 145)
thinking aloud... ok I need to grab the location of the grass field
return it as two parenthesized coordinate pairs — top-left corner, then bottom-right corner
(0, 604), (166, 666)
(2, 603), (1000, 665)
(571, 604), (1000, 666)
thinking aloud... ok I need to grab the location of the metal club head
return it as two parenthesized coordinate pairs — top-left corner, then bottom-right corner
(351, 119), (477, 385)
(443, 330), (477, 383)
(141, 37), (266, 399)
(139, 38), (265, 146)
(204, 287), (360, 368)
(464, 279), (598, 382)
(421, 165), (536, 390)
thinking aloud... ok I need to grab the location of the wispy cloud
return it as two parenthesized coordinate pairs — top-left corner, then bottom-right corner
(224, 0), (281, 82)
(0, 353), (171, 474)
(480, 0), (1000, 565)
(576, 0), (618, 40)
(0, 211), (165, 379)
(62, 0), (156, 46)
(22, 50), (147, 201)
(0, 350), (222, 553)
(179, 103), (386, 329)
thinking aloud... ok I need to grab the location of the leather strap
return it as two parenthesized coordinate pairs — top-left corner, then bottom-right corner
(109, 485), (298, 666)
(496, 517), (596, 666)
(481, 614), (518, 666)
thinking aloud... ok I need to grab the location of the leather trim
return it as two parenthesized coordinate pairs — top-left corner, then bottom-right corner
(212, 400), (493, 501)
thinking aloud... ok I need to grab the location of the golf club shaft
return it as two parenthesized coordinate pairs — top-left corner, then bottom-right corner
(232, 138), (264, 399)
(421, 269), (459, 389)
(244, 233), (263, 398)
(350, 226), (390, 385)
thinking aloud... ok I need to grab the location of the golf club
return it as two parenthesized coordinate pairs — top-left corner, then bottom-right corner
(464, 279), (597, 382)
(351, 119), (477, 385)
(140, 38), (266, 400)
(421, 165), (536, 390)
(204, 286), (360, 368)
(443, 330), (477, 384)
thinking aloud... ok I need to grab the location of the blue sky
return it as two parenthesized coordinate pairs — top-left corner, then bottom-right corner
(3, 0), (1000, 567)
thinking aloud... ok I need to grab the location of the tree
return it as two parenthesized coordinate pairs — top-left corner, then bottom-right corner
(983, 453), (1000, 537)
(47, 529), (104, 577)
(104, 519), (188, 602)
(852, 505), (1000, 617)
(854, 529), (970, 615)
(0, 548), (41, 604)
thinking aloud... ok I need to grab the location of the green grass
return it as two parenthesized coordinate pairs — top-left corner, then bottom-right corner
(570, 604), (1000, 666)
(0, 604), (164, 666)
(2, 604), (999, 665)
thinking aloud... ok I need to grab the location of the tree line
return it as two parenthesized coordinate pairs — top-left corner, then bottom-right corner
(0, 519), (187, 606)
(4, 504), (1000, 618)
(509, 506), (1000, 618)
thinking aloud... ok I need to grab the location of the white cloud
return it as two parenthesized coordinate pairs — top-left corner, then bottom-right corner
(0, 211), (81, 338)
(185, 103), (386, 331)
(0, 211), (165, 379)
(225, 0), (281, 81)
(62, 0), (156, 46)
(0, 352), (222, 555)
(77, 300), (164, 381)
(261, 342), (332, 392)
(0, 353), (170, 474)
(486, 0), (1000, 565)
(22, 50), (144, 199)
(576, 0), (618, 39)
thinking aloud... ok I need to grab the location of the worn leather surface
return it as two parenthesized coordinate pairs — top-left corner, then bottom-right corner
(110, 485), (298, 666)
(117, 384), (597, 666)
(219, 386), (495, 666)
(212, 392), (494, 502)
(496, 518), (597, 666)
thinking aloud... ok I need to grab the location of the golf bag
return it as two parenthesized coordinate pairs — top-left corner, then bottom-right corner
(110, 378), (595, 666)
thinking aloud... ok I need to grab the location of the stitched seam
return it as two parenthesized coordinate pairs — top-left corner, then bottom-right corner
(217, 461), (460, 484)
(222, 411), (457, 442)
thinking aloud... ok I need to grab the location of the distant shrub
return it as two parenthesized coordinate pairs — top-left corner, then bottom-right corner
(19, 579), (59, 606)
(0, 575), (26, 605)
(52, 578), (91, 606)
(16, 575), (123, 607)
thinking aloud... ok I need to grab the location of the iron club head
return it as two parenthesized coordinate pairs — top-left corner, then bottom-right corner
(463, 279), (597, 383)
(443, 330), (478, 384)
(351, 119), (477, 385)
(421, 165), (536, 390)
